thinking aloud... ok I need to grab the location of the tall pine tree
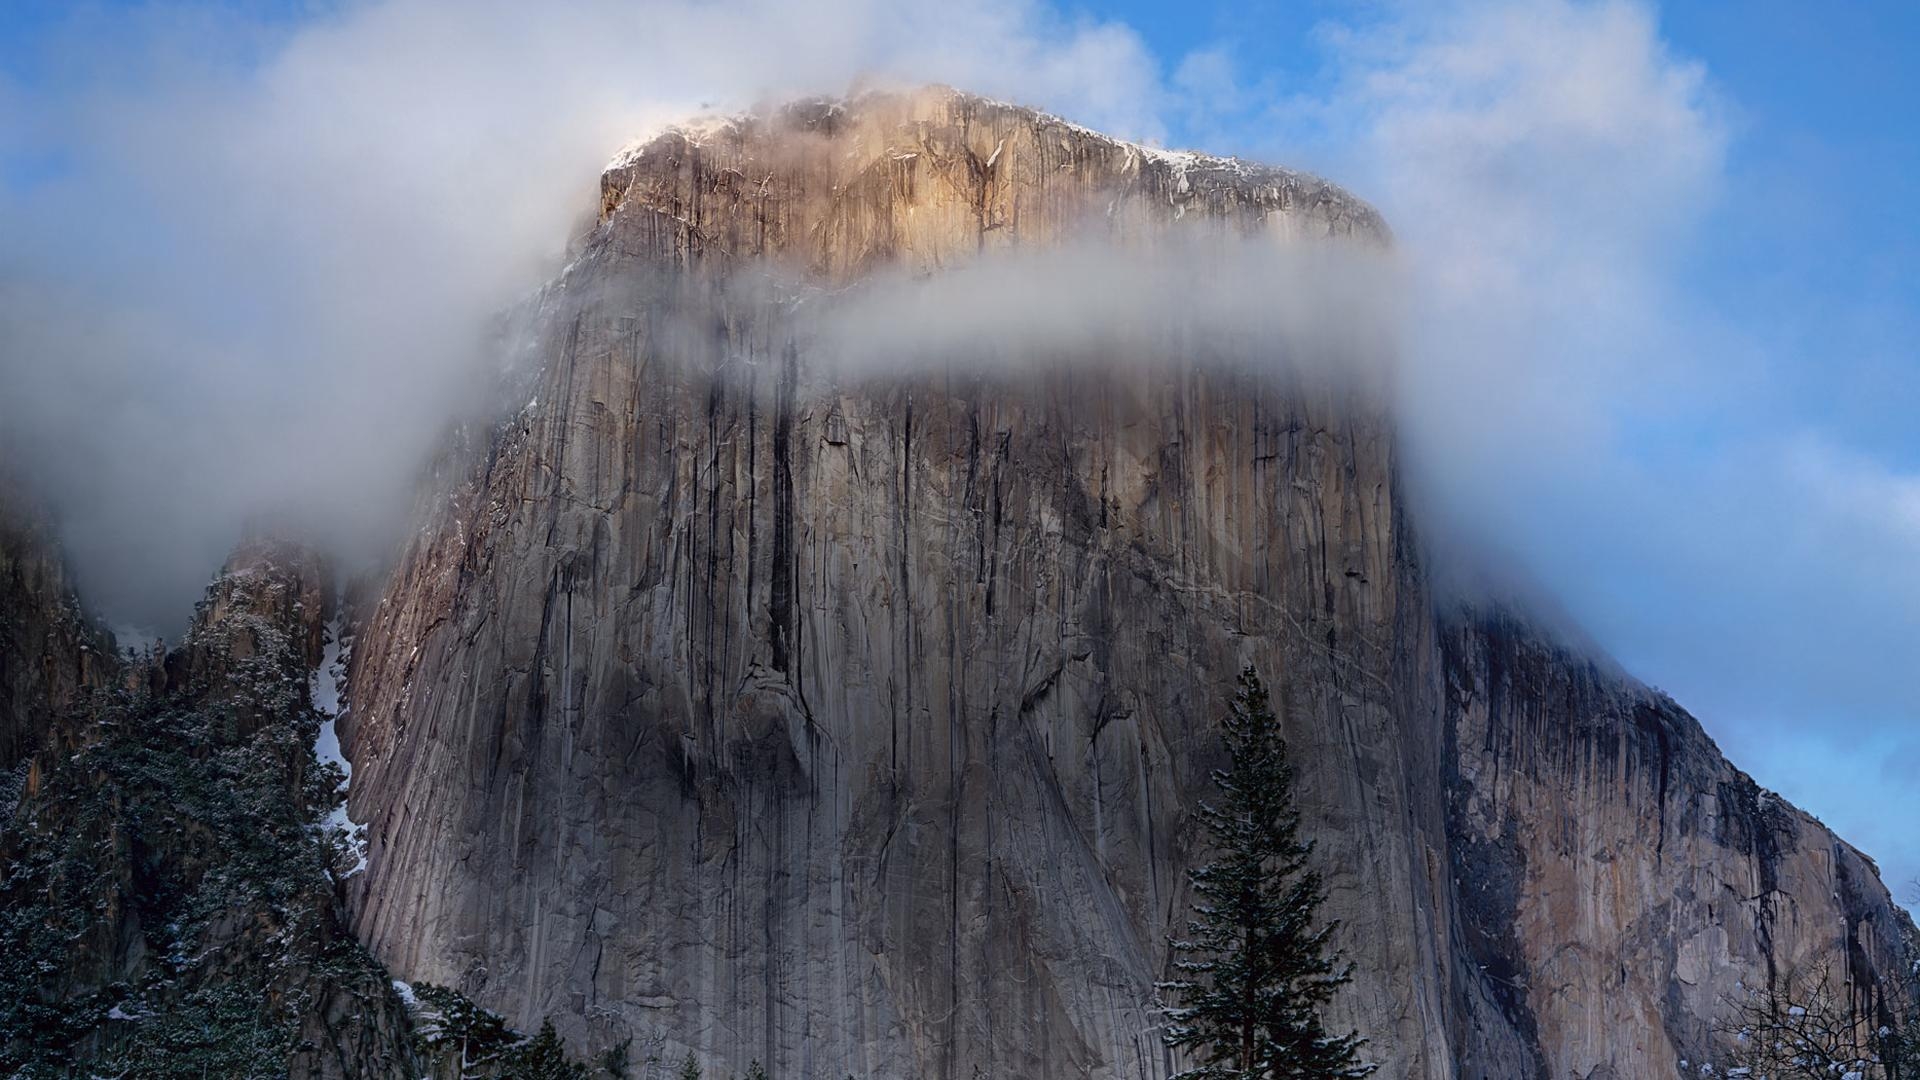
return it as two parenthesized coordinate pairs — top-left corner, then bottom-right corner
(1160, 666), (1373, 1080)
(504, 1019), (588, 1080)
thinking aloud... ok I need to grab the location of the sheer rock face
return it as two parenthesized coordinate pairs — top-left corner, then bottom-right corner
(339, 89), (1914, 1078)
(0, 479), (112, 771)
(1440, 611), (1914, 1079)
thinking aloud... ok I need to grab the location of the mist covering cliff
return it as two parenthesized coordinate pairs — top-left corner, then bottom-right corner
(0, 87), (1913, 1079)
(331, 88), (1914, 1077)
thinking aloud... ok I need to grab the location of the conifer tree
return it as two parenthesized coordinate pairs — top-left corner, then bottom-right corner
(410, 983), (517, 1079)
(1159, 666), (1373, 1080)
(678, 1051), (702, 1080)
(506, 1018), (588, 1080)
(1895, 1019), (1920, 1080)
(598, 1036), (632, 1078)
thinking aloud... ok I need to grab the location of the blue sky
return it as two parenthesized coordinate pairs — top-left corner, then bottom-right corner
(1, 1), (1915, 907)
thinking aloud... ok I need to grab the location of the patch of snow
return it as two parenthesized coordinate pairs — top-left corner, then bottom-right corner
(392, 979), (419, 1008)
(312, 619), (351, 790)
(312, 616), (364, 879)
(605, 113), (745, 171)
(312, 621), (345, 722)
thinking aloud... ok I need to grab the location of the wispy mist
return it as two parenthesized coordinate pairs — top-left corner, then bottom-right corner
(805, 236), (1399, 383)
(1245, 0), (1920, 904)
(0, 0), (1171, 631)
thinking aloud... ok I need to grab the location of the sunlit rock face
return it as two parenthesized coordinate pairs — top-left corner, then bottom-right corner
(337, 88), (1915, 1078)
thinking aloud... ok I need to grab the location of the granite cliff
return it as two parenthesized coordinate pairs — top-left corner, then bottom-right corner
(328, 88), (1916, 1078)
(0, 86), (1911, 1078)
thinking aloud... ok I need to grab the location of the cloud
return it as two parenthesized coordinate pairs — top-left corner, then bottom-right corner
(1251, 0), (1919, 907)
(803, 235), (1398, 384)
(0, 0), (1169, 631)
(1318, 1), (1728, 510)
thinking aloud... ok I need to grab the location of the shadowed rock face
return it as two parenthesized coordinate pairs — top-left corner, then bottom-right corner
(1440, 609), (1914, 1079)
(0, 478), (112, 771)
(337, 88), (1915, 1079)
(0, 528), (419, 1077)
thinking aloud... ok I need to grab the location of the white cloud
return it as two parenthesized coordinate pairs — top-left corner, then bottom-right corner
(1334, 1), (1728, 502)
(1260, 0), (1919, 907)
(0, 0), (1168, 628)
(806, 237), (1398, 383)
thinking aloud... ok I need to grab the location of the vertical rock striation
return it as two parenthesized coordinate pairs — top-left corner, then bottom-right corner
(338, 88), (1915, 1078)
(1439, 607), (1915, 1077)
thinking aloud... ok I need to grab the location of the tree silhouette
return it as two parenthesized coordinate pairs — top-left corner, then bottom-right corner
(1159, 666), (1373, 1079)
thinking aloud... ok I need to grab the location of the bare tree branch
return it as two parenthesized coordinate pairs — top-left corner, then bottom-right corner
(1715, 966), (1895, 1080)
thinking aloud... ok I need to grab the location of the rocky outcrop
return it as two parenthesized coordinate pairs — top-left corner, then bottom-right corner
(0, 534), (421, 1077)
(336, 87), (1915, 1079)
(1439, 607), (1916, 1077)
(0, 475), (112, 773)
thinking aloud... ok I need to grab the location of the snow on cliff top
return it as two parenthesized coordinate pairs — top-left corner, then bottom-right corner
(604, 87), (1333, 195)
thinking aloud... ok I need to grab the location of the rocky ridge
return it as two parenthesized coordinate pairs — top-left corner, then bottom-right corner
(0, 531), (421, 1076)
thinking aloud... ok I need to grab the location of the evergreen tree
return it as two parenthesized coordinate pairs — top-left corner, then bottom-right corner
(1159, 666), (1373, 1080)
(1888, 1022), (1920, 1080)
(505, 1018), (589, 1080)
(678, 1050), (703, 1080)
(598, 1036), (633, 1078)
(411, 983), (517, 1078)
(742, 1060), (770, 1080)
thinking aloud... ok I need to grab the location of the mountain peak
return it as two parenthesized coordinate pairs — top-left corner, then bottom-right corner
(597, 85), (1386, 281)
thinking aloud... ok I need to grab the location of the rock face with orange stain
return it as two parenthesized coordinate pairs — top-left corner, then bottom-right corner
(336, 88), (1915, 1078)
